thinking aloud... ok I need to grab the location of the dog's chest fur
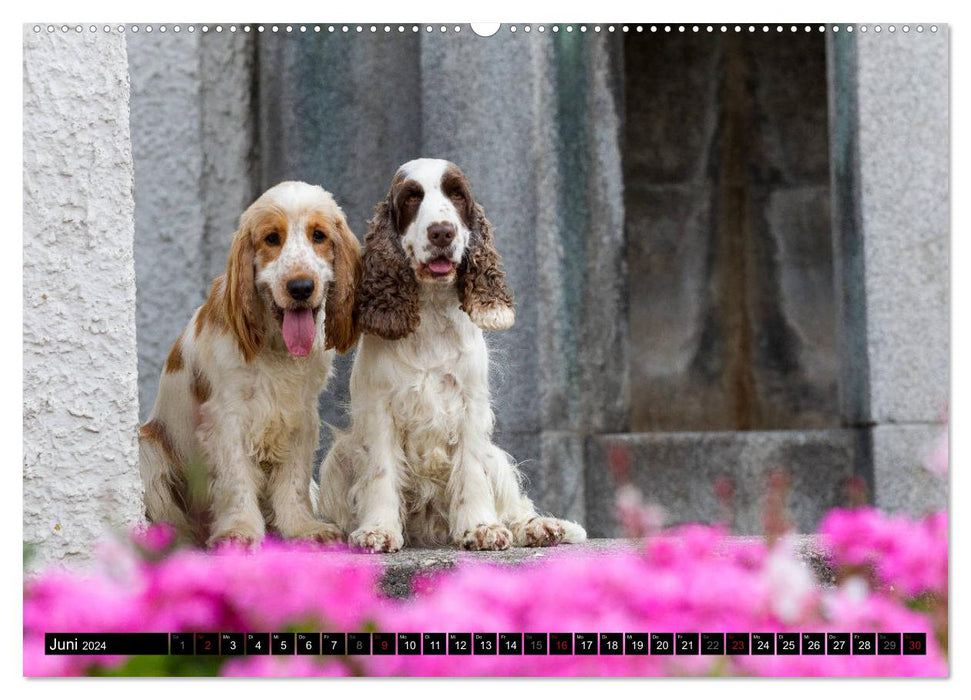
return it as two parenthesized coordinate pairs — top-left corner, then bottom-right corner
(225, 342), (332, 467)
(387, 294), (486, 510)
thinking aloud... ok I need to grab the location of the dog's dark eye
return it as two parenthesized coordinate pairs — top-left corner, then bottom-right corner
(406, 194), (422, 206)
(313, 229), (326, 243)
(449, 190), (465, 202)
(264, 232), (281, 246)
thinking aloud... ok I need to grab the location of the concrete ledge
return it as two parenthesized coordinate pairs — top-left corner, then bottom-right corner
(585, 431), (858, 536)
(378, 536), (833, 598)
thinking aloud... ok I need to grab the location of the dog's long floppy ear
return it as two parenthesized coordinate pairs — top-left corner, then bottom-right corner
(324, 217), (363, 353)
(457, 203), (515, 331)
(223, 226), (265, 362)
(355, 199), (421, 339)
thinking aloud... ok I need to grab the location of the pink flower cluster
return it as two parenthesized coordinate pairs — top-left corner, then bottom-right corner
(819, 508), (948, 598)
(24, 535), (386, 676)
(24, 512), (948, 678)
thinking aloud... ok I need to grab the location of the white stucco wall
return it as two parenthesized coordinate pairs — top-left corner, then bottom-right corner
(23, 26), (144, 569)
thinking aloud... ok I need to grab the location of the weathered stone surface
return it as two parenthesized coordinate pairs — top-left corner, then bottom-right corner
(585, 431), (857, 537)
(627, 184), (723, 430)
(827, 29), (949, 515)
(748, 32), (830, 185)
(871, 424), (948, 514)
(548, 34), (628, 437)
(829, 29), (949, 429)
(854, 29), (949, 425)
(622, 32), (720, 185)
(257, 32), (421, 233)
(199, 32), (259, 283)
(625, 32), (836, 433)
(748, 184), (837, 428)
(128, 30), (208, 420)
(23, 28), (143, 568)
(536, 433), (586, 524)
(377, 536), (833, 598)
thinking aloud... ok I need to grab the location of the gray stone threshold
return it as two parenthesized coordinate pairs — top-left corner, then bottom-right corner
(378, 536), (833, 598)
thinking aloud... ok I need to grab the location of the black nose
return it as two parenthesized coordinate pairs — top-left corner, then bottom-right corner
(427, 223), (456, 248)
(286, 277), (315, 301)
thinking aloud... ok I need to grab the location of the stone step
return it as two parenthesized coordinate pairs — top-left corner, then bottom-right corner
(583, 430), (861, 537)
(378, 536), (832, 598)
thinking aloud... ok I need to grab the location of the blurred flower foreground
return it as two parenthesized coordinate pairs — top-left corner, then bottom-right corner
(24, 503), (947, 677)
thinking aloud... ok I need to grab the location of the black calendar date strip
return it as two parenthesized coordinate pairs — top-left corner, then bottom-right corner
(45, 632), (926, 656)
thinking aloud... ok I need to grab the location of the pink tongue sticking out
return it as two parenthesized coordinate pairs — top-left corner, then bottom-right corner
(281, 308), (315, 356)
(427, 259), (454, 275)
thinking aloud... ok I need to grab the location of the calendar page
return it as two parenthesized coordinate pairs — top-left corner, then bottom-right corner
(22, 16), (950, 679)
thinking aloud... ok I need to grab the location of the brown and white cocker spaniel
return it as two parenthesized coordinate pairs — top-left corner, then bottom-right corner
(139, 181), (361, 547)
(318, 158), (587, 552)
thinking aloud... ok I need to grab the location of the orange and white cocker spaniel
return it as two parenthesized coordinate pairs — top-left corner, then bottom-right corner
(139, 181), (361, 547)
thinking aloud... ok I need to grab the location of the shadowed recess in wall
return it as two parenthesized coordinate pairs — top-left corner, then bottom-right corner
(625, 31), (838, 433)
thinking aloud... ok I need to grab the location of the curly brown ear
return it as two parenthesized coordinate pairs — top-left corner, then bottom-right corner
(223, 228), (264, 362)
(324, 218), (363, 353)
(355, 200), (421, 339)
(458, 203), (515, 331)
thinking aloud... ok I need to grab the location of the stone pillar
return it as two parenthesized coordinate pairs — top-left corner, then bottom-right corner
(128, 28), (257, 421)
(828, 27), (949, 514)
(534, 33), (629, 523)
(23, 26), (143, 567)
(419, 30), (628, 523)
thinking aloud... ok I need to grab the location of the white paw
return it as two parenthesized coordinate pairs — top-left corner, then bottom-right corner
(459, 523), (513, 551)
(349, 527), (404, 553)
(470, 305), (515, 331)
(513, 516), (566, 547)
(559, 519), (587, 544)
(208, 527), (263, 550)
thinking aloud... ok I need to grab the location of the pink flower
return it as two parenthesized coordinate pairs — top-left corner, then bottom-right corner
(131, 523), (178, 554)
(819, 508), (948, 598)
(615, 485), (666, 538)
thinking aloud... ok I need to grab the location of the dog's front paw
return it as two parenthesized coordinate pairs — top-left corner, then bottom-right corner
(460, 523), (512, 551)
(349, 527), (404, 553)
(208, 527), (263, 550)
(513, 516), (566, 548)
(283, 521), (345, 545)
